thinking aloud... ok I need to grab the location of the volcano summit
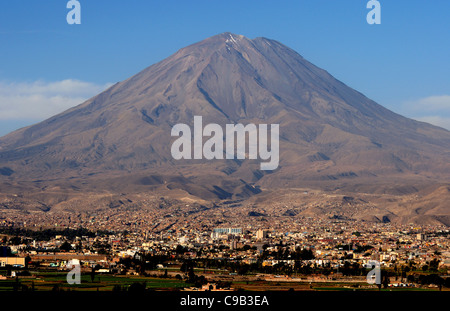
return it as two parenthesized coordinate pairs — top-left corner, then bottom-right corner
(1, 33), (450, 224)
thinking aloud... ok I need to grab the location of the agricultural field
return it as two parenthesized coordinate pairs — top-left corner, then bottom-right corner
(0, 270), (191, 292)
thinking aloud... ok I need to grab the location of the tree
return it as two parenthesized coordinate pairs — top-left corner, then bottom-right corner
(382, 272), (390, 289)
(293, 248), (314, 260)
(187, 268), (196, 283)
(9, 236), (22, 245)
(194, 275), (207, 288)
(238, 264), (250, 275)
(90, 267), (96, 282)
(59, 241), (72, 252)
(128, 282), (146, 292)
(429, 258), (440, 272)
(180, 260), (194, 273)
(407, 274), (416, 283)
(444, 277), (450, 288)
(76, 240), (82, 252)
(176, 245), (188, 255)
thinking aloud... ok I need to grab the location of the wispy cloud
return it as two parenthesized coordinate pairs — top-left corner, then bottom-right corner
(0, 79), (113, 120)
(415, 116), (450, 130)
(408, 95), (450, 113)
(402, 95), (450, 130)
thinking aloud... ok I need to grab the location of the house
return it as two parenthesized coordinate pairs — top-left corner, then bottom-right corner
(0, 257), (26, 267)
(182, 283), (234, 291)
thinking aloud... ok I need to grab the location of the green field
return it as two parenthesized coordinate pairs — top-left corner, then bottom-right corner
(0, 271), (192, 291)
(0, 269), (445, 292)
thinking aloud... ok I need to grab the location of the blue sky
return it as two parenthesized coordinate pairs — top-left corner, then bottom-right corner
(0, 0), (449, 135)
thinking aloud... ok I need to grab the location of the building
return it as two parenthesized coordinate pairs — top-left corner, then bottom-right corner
(212, 227), (242, 238)
(416, 233), (427, 241)
(256, 229), (269, 240)
(0, 257), (26, 267)
(182, 283), (234, 291)
(213, 228), (242, 235)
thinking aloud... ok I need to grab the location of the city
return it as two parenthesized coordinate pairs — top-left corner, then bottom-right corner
(1, 200), (449, 292)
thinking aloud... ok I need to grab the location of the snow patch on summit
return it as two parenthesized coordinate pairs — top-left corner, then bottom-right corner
(225, 33), (243, 46)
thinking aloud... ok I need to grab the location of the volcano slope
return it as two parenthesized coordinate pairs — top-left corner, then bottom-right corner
(1, 33), (449, 225)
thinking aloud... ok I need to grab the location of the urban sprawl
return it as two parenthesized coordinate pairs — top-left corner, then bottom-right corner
(1, 204), (449, 291)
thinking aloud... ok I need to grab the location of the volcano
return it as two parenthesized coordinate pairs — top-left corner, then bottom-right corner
(1, 32), (450, 209)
